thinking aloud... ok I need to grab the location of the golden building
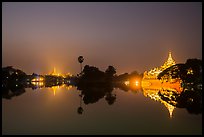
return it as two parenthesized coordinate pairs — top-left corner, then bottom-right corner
(143, 52), (176, 80)
(160, 52), (176, 71)
(141, 52), (182, 118)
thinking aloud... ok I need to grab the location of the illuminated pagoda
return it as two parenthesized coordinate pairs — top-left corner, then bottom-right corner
(50, 67), (65, 76)
(50, 67), (72, 77)
(51, 67), (58, 76)
(160, 52), (176, 71)
(143, 52), (176, 79)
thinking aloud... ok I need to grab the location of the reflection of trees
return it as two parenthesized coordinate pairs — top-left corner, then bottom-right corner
(2, 83), (26, 100)
(77, 106), (83, 114)
(158, 86), (202, 115)
(77, 83), (115, 105)
(2, 66), (27, 99)
(75, 82), (116, 115)
(105, 92), (116, 105)
(77, 93), (84, 114)
(113, 82), (129, 92)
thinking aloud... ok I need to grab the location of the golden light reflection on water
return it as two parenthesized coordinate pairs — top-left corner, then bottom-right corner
(31, 81), (44, 86)
(123, 75), (183, 118)
(50, 85), (73, 96)
(141, 79), (183, 118)
(117, 76), (183, 118)
(31, 81), (73, 96)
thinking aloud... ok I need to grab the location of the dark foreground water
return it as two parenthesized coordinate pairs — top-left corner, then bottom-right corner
(2, 86), (202, 135)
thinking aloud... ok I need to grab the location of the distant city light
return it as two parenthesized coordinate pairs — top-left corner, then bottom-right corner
(31, 77), (44, 82)
(124, 81), (130, 85)
(135, 80), (139, 86)
(187, 68), (193, 74)
(31, 81), (44, 86)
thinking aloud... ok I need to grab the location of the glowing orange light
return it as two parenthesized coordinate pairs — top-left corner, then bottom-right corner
(66, 85), (73, 90)
(51, 85), (65, 96)
(31, 77), (44, 82)
(31, 81), (44, 87)
(135, 80), (139, 86)
(124, 81), (130, 85)
(51, 86), (58, 96)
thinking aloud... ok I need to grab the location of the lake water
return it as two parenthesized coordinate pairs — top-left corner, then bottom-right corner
(2, 85), (202, 135)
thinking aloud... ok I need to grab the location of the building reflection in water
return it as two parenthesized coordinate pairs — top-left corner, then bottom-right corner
(2, 76), (201, 117)
(49, 84), (73, 96)
(141, 81), (180, 118)
(31, 81), (73, 96)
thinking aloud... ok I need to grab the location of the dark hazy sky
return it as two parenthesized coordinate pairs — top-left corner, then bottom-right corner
(2, 2), (202, 75)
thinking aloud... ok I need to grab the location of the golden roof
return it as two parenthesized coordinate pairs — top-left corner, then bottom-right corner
(161, 52), (176, 71)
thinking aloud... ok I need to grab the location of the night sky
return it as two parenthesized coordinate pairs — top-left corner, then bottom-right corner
(2, 2), (202, 75)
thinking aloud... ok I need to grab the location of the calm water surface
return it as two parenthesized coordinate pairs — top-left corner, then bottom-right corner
(2, 86), (202, 135)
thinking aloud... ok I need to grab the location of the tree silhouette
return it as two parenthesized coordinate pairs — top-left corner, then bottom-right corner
(79, 65), (105, 82)
(130, 71), (139, 76)
(157, 58), (202, 84)
(78, 56), (84, 74)
(105, 66), (116, 81)
(105, 66), (116, 76)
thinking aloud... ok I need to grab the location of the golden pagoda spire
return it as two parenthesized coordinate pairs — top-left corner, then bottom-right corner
(51, 67), (60, 76)
(50, 67), (56, 75)
(54, 67), (56, 74)
(167, 52), (175, 64)
(161, 51), (176, 70)
(53, 67), (56, 75)
(169, 51), (172, 59)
